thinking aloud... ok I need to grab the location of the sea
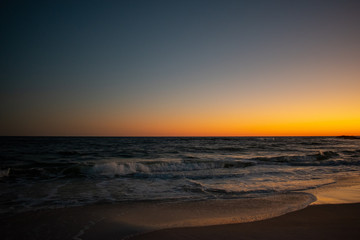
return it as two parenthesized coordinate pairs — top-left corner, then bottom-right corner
(1, 136), (360, 215)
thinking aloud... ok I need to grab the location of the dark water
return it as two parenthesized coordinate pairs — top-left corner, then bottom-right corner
(1, 137), (360, 214)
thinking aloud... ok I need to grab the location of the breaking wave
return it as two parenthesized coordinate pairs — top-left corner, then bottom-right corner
(89, 160), (256, 177)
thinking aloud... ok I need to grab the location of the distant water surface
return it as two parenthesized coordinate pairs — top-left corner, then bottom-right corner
(1, 137), (360, 214)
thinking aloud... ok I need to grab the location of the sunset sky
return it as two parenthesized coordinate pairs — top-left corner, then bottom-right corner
(1, 0), (360, 136)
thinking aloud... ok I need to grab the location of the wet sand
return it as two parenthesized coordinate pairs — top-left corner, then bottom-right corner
(1, 203), (360, 240)
(0, 192), (315, 240)
(130, 203), (360, 240)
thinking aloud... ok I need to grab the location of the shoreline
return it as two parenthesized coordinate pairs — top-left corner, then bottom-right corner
(129, 203), (360, 240)
(0, 192), (314, 240)
(2, 177), (360, 240)
(1, 202), (359, 240)
(306, 176), (360, 205)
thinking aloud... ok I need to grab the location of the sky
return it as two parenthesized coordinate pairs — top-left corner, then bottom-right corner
(1, 0), (360, 136)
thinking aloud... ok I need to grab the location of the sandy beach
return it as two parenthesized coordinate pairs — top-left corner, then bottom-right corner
(2, 180), (360, 240)
(130, 203), (360, 240)
(0, 201), (359, 240)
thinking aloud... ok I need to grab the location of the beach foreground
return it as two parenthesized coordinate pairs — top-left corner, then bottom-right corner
(1, 137), (360, 239)
(130, 203), (360, 240)
(1, 203), (360, 240)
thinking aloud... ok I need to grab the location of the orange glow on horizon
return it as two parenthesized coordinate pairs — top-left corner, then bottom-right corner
(92, 114), (360, 137)
(5, 117), (360, 137)
(2, 50), (359, 137)
(2, 1), (360, 138)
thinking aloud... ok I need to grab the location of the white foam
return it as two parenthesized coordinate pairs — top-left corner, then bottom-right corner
(113, 192), (316, 229)
(90, 162), (150, 177)
(89, 160), (253, 177)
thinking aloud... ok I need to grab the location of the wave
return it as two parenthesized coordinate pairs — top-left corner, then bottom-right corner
(88, 160), (256, 178)
(315, 150), (340, 160)
(184, 178), (335, 196)
(252, 151), (340, 164)
(90, 162), (149, 177)
(105, 193), (317, 229)
(214, 147), (246, 152)
(1, 160), (255, 180)
(341, 149), (360, 155)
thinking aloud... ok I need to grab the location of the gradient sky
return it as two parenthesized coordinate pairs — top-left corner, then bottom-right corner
(1, 0), (360, 136)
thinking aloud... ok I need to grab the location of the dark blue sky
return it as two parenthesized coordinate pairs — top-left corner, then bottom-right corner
(1, 0), (360, 136)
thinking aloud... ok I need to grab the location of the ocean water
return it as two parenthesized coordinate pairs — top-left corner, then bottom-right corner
(1, 136), (360, 214)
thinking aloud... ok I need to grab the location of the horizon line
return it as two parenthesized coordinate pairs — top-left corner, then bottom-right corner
(1, 135), (358, 138)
